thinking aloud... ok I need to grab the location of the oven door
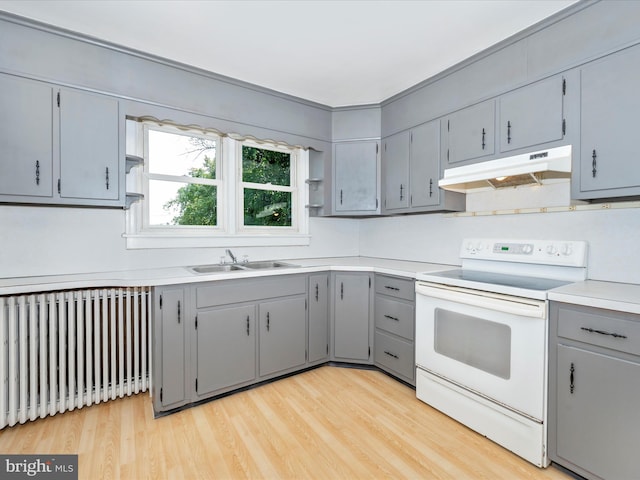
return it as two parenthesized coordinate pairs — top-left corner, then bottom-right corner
(415, 281), (547, 421)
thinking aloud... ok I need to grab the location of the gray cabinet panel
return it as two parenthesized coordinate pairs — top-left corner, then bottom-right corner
(445, 100), (495, 166)
(410, 120), (440, 208)
(383, 131), (410, 210)
(196, 305), (256, 396)
(196, 275), (305, 309)
(334, 141), (379, 213)
(374, 331), (414, 382)
(59, 88), (119, 200)
(0, 74), (53, 198)
(499, 75), (565, 153)
(158, 287), (187, 409)
(259, 296), (307, 377)
(579, 45), (640, 197)
(556, 345), (640, 480)
(334, 273), (371, 361)
(375, 275), (415, 302)
(308, 274), (329, 363)
(374, 297), (414, 341)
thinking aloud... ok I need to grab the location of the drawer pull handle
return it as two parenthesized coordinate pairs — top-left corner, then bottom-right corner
(580, 327), (627, 339)
(570, 362), (575, 394)
(384, 314), (399, 322)
(384, 286), (400, 291)
(384, 350), (399, 359)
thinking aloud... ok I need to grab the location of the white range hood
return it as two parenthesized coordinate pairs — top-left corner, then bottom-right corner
(439, 145), (572, 193)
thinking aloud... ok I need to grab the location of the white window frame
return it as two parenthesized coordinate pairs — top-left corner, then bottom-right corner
(124, 120), (310, 249)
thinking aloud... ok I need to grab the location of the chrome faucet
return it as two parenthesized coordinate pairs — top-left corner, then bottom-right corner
(225, 249), (237, 264)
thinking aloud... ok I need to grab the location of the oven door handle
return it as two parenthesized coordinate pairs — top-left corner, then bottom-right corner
(416, 282), (545, 318)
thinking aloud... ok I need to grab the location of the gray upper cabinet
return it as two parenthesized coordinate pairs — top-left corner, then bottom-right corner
(195, 304), (256, 398)
(382, 131), (410, 211)
(0, 74), (53, 199)
(0, 73), (123, 207)
(443, 99), (495, 166)
(499, 75), (566, 153)
(333, 273), (372, 362)
(577, 45), (640, 199)
(410, 120), (442, 209)
(259, 296), (307, 377)
(59, 88), (120, 202)
(308, 274), (329, 364)
(333, 141), (379, 214)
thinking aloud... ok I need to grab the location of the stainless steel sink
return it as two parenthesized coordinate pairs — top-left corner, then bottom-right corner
(242, 261), (299, 269)
(188, 264), (248, 274)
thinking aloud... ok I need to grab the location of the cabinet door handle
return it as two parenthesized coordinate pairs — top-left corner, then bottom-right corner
(384, 314), (399, 322)
(384, 350), (399, 359)
(340, 189), (343, 205)
(570, 362), (575, 394)
(177, 300), (181, 324)
(246, 315), (250, 336)
(481, 128), (486, 150)
(580, 326), (627, 339)
(266, 312), (270, 331)
(35, 160), (40, 185)
(384, 285), (400, 291)
(507, 121), (512, 144)
(340, 282), (344, 300)
(315, 283), (319, 302)
(591, 149), (597, 178)
(429, 178), (433, 197)
(105, 167), (110, 190)
(399, 184), (404, 201)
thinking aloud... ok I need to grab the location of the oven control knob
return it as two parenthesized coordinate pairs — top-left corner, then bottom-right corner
(522, 244), (533, 254)
(561, 243), (573, 256)
(546, 244), (558, 255)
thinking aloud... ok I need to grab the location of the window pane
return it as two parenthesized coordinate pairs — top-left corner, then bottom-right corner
(148, 129), (217, 179)
(243, 189), (291, 226)
(242, 146), (290, 186)
(149, 179), (217, 226)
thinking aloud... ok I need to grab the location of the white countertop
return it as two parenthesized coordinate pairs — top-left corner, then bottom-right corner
(549, 280), (640, 315)
(0, 257), (455, 296)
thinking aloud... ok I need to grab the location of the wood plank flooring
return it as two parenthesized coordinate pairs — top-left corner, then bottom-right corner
(0, 366), (573, 479)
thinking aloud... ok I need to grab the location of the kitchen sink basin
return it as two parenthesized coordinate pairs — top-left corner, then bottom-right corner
(188, 264), (247, 274)
(242, 261), (299, 269)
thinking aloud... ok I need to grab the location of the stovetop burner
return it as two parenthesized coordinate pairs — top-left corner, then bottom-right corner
(424, 269), (573, 292)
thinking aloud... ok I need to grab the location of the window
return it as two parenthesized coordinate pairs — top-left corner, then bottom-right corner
(124, 118), (309, 248)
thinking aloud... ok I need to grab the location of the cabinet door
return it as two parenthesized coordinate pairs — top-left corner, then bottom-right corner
(334, 274), (370, 361)
(499, 75), (565, 153)
(259, 297), (307, 377)
(579, 46), (640, 195)
(158, 288), (187, 409)
(59, 88), (119, 200)
(556, 345), (640, 480)
(445, 100), (495, 166)
(410, 120), (440, 208)
(334, 141), (379, 213)
(196, 305), (256, 396)
(0, 74), (53, 198)
(308, 274), (329, 363)
(383, 131), (410, 210)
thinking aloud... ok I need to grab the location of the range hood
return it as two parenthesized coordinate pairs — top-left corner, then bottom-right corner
(439, 145), (572, 193)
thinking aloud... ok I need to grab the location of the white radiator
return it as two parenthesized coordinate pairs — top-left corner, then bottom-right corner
(0, 287), (152, 429)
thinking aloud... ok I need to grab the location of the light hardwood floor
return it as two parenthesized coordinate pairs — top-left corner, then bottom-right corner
(0, 366), (573, 479)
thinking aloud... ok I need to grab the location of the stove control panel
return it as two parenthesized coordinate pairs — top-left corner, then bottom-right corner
(461, 238), (588, 267)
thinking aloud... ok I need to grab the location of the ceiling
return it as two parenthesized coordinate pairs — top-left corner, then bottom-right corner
(0, 0), (577, 107)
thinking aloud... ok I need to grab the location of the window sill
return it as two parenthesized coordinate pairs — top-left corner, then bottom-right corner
(123, 232), (311, 249)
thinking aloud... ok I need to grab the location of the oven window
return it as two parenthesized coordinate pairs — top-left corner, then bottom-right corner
(434, 308), (511, 379)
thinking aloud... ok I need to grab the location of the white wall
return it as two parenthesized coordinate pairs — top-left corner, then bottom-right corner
(0, 207), (359, 278)
(358, 206), (640, 284)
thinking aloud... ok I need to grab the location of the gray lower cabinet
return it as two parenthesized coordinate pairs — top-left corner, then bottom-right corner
(576, 44), (640, 200)
(549, 301), (640, 480)
(333, 272), (372, 362)
(154, 285), (189, 411)
(308, 274), (329, 363)
(373, 275), (415, 385)
(0, 73), (123, 207)
(195, 305), (256, 398)
(333, 141), (380, 215)
(259, 296), (307, 377)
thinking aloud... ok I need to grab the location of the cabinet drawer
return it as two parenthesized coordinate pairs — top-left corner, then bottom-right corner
(375, 275), (414, 301)
(374, 331), (414, 381)
(375, 296), (414, 340)
(196, 275), (306, 309)
(557, 304), (640, 356)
